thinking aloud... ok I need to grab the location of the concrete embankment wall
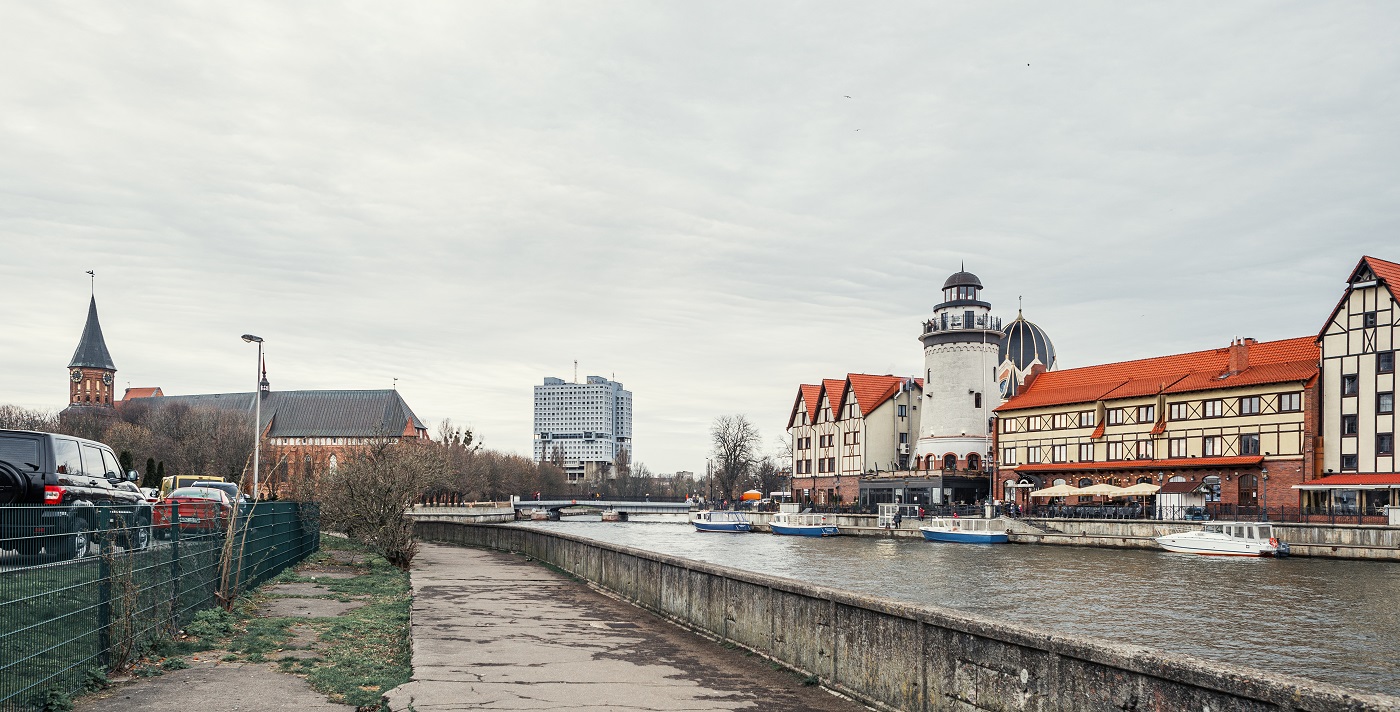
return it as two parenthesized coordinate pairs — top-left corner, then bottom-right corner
(416, 520), (1398, 712)
(1017, 519), (1400, 560)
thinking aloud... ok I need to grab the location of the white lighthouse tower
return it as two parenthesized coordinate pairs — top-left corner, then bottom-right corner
(915, 267), (1003, 505)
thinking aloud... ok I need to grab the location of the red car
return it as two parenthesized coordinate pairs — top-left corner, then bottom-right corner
(153, 487), (233, 538)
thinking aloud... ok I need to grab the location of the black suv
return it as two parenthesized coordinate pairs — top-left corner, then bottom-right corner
(0, 429), (152, 559)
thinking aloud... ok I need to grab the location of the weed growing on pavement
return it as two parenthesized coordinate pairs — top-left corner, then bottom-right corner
(207, 536), (412, 709)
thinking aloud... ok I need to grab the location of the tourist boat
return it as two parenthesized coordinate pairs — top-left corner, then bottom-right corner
(692, 510), (752, 533)
(1155, 522), (1290, 557)
(769, 511), (839, 537)
(919, 517), (1009, 544)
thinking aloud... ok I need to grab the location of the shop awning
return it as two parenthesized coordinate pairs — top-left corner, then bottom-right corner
(1293, 474), (1400, 491)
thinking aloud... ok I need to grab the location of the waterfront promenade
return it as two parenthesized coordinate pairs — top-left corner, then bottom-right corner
(382, 543), (865, 712)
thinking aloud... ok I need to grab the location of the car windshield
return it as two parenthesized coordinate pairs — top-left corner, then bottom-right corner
(168, 487), (227, 501)
(0, 436), (41, 471)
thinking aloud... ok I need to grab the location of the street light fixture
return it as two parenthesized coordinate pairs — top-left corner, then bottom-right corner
(241, 334), (263, 501)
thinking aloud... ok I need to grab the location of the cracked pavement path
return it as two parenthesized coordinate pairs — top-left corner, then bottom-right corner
(382, 543), (867, 712)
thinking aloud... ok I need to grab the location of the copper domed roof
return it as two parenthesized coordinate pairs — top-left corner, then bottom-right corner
(942, 270), (983, 290)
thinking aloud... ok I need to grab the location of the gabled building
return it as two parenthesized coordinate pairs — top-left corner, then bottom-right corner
(994, 335), (1319, 511)
(787, 374), (921, 505)
(1296, 255), (1400, 516)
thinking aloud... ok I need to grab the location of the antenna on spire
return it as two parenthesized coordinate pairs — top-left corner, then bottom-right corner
(574, 360), (578, 383)
(85, 270), (95, 295)
(393, 377), (398, 391)
(960, 260), (965, 272)
(1018, 295), (1023, 316)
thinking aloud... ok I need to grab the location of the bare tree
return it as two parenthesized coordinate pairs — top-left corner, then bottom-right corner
(710, 415), (761, 503)
(319, 439), (450, 568)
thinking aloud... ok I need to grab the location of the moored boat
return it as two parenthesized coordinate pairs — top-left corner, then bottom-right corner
(693, 510), (752, 533)
(919, 517), (1009, 544)
(1155, 522), (1289, 557)
(770, 509), (839, 537)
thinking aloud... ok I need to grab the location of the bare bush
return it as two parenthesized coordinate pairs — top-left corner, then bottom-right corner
(318, 440), (450, 568)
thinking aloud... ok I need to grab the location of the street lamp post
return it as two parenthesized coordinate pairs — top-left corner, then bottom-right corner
(241, 334), (263, 501)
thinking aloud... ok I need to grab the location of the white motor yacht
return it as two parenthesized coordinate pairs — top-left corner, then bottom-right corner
(1155, 521), (1289, 557)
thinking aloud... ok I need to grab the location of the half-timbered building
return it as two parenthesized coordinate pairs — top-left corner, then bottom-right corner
(994, 335), (1319, 512)
(787, 374), (921, 505)
(1296, 255), (1400, 517)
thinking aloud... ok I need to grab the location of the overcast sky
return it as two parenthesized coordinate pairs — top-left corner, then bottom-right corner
(3, 2), (1398, 473)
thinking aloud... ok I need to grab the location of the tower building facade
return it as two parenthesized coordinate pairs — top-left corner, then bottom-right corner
(914, 268), (1003, 476)
(532, 375), (633, 484)
(67, 296), (117, 409)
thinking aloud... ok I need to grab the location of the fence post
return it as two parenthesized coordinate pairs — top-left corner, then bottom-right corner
(97, 505), (111, 667)
(169, 502), (180, 629)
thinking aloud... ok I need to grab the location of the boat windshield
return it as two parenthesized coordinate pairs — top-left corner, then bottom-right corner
(1201, 525), (1223, 533)
(1258, 525), (1272, 538)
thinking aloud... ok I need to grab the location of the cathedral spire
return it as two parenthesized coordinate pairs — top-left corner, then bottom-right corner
(69, 296), (116, 370)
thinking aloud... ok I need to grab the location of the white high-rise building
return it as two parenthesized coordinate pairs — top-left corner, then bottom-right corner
(532, 375), (633, 483)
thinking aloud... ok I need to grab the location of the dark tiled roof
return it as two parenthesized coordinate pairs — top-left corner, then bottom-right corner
(69, 296), (115, 370)
(135, 389), (426, 438)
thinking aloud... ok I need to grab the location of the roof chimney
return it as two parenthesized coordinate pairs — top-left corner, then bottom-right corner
(1021, 363), (1048, 391)
(1227, 337), (1254, 376)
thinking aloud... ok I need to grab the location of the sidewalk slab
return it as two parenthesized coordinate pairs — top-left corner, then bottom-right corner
(384, 543), (866, 712)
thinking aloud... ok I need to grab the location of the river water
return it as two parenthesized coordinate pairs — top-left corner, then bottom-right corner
(515, 518), (1400, 698)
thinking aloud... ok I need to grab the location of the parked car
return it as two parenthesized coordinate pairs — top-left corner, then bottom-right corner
(191, 480), (242, 503)
(0, 429), (152, 559)
(152, 487), (233, 538)
(160, 474), (225, 499)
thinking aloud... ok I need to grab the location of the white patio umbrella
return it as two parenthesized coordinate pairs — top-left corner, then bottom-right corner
(1029, 484), (1082, 498)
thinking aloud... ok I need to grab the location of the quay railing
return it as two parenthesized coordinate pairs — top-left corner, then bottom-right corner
(0, 502), (319, 711)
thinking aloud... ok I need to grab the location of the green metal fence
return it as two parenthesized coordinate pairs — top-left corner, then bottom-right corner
(0, 501), (320, 711)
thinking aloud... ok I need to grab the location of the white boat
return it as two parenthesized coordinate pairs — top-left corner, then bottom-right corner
(919, 517), (1009, 544)
(769, 510), (839, 537)
(692, 510), (752, 533)
(1155, 522), (1289, 557)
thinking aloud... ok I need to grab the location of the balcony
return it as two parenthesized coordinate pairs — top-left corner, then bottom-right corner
(923, 313), (1002, 333)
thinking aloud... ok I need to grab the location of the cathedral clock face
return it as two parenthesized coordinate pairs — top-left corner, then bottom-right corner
(71, 369), (83, 383)
(102, 372), (114, 386)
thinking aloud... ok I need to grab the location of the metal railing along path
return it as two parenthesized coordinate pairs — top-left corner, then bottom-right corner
(0, 502), (320, 711)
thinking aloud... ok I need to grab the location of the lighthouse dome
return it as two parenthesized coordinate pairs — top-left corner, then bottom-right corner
(942, 270), (983, 291)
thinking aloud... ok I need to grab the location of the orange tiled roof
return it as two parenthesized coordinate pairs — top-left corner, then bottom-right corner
(787, 384), (822, 429)
(846, 374), (914, 417)
(121, 387), (163, 400)
(996, 336), (1317, 412)
(1015, 456), (1264, 473)
(821, 379), (847, 419)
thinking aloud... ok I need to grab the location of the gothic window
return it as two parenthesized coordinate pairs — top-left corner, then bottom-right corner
(943, 454), (957, 470)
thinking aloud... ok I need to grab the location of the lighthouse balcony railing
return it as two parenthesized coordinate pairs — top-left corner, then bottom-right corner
(923, 314), (1002, 333)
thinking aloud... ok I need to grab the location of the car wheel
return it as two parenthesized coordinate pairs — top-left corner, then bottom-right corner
(126, 516), (152, 551)
(154, 528), (169, 541)
(57, 517), (92, 560)
(16, 540), (43, 557)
